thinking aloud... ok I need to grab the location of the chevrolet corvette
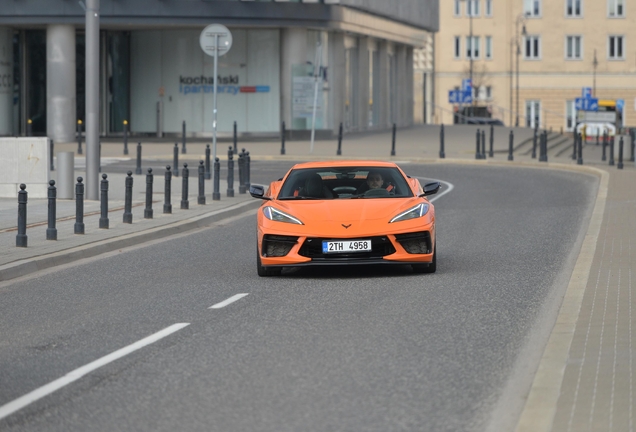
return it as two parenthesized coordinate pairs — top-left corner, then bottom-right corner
(249, 161), (439, 276)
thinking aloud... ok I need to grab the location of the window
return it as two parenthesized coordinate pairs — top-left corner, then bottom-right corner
(566, 100), (575, 131)
(485, 0), (493, 16)
(526, 100), (541, 129)
(485, 36), (493, 59)
(566, 36), (582, 59)
(566, 0), (582, 16)
(608, 35), (624, 59)
(466, 36), (480, 58)
(524, 35), (541, 59)
(467, 0), (480, 17)
(486, 86), (492, 100)
(454, 0), (461, 16)
(608, 0), (624, 17)
(524, 0), (541, 16)
(454, 36), (461, 58)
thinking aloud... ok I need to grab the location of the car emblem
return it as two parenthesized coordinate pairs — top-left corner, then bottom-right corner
(342, 224), (352, 229)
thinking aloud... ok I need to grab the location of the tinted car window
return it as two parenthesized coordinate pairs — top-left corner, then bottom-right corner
(278, 167), (413, 199)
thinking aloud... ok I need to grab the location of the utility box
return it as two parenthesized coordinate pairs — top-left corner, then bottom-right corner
(0, 137), (50, 198)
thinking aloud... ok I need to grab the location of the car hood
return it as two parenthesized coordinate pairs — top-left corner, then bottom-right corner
(272, 198), (426, 235)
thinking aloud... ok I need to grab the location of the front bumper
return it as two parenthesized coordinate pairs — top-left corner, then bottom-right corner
(259, 230), (435, 268)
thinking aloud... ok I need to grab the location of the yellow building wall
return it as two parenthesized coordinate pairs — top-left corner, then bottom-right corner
(435, 0), (636, 129)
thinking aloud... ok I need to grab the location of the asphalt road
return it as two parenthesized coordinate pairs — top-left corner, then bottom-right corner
(0, 162), (597, 432)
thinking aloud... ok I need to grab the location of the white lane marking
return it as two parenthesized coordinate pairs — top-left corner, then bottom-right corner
(0, 323), (190, 421)
(415, 178), (454, 203)
(209, 293), (249, 309)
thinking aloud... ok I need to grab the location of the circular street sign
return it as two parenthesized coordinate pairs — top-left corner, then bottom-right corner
(199, 24), (233, 57)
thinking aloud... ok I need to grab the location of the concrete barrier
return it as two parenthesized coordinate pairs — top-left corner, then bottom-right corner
(0, 137), (50, 198)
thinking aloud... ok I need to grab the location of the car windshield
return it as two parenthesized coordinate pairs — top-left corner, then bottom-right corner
(278, 167), (414, 200)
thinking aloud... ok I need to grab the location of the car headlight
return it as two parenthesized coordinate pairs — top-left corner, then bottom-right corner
(263, 206), (304, 225)
(389, 203), (430, 223)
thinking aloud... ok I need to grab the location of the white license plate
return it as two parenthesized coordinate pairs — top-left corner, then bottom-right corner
(322, 239), (372, 253)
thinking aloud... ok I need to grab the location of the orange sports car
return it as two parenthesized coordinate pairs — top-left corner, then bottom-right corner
(249, 160), (440, 276)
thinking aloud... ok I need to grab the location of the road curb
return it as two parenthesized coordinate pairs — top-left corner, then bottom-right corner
(0, 199), (261, 283)
(514, 166), (609, 432)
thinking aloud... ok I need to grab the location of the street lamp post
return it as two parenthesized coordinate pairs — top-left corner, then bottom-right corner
(593, 49), (598, 97)
(515, 14), (527, 127)
(461, 0), (474, 119)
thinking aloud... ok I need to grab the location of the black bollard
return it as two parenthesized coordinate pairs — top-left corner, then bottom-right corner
(572, 133), (577, 160)
(532, 128), (538, 159)
(46, 180), (57, 241)
(233, 121), (238, 154)
(439, 124), (445, 158)
(617, 136), (624, 169)
(181, 164), (189, 209)
(475, 129), (481, 159)
(481, 130), (486, 159)
(99, 174), (109, 229)
(135, 142), (142, 174)
(26, 119), (32, 137)
(173, 143), (179, 177)
(164, 165), (172, 214)
(74, 177), (85, 234)
(280, 121), (286, 155)
(238, 152), (246, 194)
(245, 151), (251, 189)
(577, 132), (583, 165)
(540, 131), (548, 162)
(123, 171), (133, 223)
(77, 119), (83, 155)
(609, 137), (615, 166)
(145, 168), (154, 218)
(508, 130), (514, 161)
(182, 120), (187, 154)
(213, 157), (221, 201)
(602, 132), (607, 162)
(50, 139), (55, 171)
(123, 120), (129, 155)
(489, 124), (494, 158)
(205, 144), (211, 180)
(631, 130), (636, 162)
(16, 184), (28, 247)
(198, 161), (206, 205)
(391, 123), (397, 156)
(227, 151), (235, 198)
(337, 122), (343, 156)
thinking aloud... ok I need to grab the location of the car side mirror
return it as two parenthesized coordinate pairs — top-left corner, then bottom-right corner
(420, 182), (441, 197)
(249, 185), (270, 200)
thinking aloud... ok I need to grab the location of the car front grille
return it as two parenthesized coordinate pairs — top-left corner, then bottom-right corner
(394, 231), (432, 254)
(299, 236), (396, 260)
(262, 235), (299, 257)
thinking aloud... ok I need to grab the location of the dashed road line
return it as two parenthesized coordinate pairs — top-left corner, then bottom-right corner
(209, 293), (249, 309)
(0, 323), (190, 421)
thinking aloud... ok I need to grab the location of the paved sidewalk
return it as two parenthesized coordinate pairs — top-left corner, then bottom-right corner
(3, 124), (636, 431)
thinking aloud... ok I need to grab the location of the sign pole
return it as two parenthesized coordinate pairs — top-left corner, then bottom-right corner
(309, 41), (322, 154)
(213, 34), (219, 162)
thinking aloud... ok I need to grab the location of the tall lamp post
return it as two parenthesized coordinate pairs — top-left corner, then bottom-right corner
(515, 13), (528, 127)
(592, 49), (598, 97)
(461, 0), (474, 118)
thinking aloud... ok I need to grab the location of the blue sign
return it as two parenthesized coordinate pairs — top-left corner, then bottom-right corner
(582, 87), (592, 99)
(462, 79), (472, 92)
(575, 97), (598, 112)
(449, 89), (472, 104)
(616, 99), (625, 112)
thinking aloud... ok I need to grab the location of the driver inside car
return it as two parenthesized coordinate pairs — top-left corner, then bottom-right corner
(356, 171), (394, 195)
